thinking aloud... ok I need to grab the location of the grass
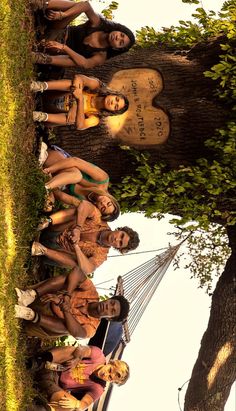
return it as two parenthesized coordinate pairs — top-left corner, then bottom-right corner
(0, 1), (46, 409)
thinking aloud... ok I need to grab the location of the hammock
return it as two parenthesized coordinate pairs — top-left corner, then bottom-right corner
(89, 242), (183, 411)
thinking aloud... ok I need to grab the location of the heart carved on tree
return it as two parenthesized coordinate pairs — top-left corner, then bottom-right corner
(106, 68), (170, 146)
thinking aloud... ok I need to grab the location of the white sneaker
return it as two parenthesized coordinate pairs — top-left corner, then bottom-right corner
(33, 111), (48, 122)
(14, 305), (35, 321)
(15, 288), (37, 306)
(31, 241), (46, 256)
(30, 80), (48, 93)
(38, 141), (48, 167)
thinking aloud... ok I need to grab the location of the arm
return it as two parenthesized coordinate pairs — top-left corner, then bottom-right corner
(79, 394), (94, 411)
(60, 46), (107, 69)
(71, 75), (101, 130)
(57, 393), (94, 411)
(73, 345), (91, 360)
(76, 200), (95, 227)
(72, 82), (99, 130)
(77, 114), (100, 131)
(66, 102), (77, 125)
(74, 86), (86, 130)
(61, 296), (87, 338)
(45, 41), (107, 69)
(54, 189), (81, 207)
(48, 345), (93, 376)
(66, 201), (96, 243)
(65, 266), (86, 296)
(73, 244), (96, 275)
(49, 345), (92, 364)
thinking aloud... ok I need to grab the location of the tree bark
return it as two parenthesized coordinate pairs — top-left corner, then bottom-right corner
(184, 227), (236, 411)
(53, 43), (228, 182)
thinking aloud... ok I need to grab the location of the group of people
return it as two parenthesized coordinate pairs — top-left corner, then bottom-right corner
(15, 2), (140, 410)
(31, 0), (134, 128)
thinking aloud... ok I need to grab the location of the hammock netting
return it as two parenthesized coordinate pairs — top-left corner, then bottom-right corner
(112, 243), (181, 343)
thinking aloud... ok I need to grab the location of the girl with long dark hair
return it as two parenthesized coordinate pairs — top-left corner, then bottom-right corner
(32, 0), (135, 68)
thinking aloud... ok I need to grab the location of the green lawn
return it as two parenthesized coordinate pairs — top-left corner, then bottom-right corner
(0, 1), (45, 409)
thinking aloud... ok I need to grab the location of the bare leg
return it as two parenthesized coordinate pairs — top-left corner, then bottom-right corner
(45, 167), (82, 190)
(50, 208), (76, 225)
(46, 113), (68, 125)
(65, 266), (86, 294)
(50, 346), (77, 362)
(44, 149), (66, 168)
(33, 266), (85, 295)
(46, 1), (88, 30)
(32, 53), (76, 67)
(49, 219), (76, 233)
(46, 55), (76, 67)
(46, 79), (72, 90)
(42, 149), (83, 196)
(34, 275), (67, 296)
(39, 314), (69, 334)
(43, 247), (78, 268)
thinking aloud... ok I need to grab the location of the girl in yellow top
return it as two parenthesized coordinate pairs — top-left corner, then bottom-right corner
(32, 74), (129, 129)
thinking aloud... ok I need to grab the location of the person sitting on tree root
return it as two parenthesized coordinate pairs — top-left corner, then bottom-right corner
(31, 0), (135, 68)
(31, 74), (129, 129)
(39, 144), (120, 221)
(26, 344), (129, 411)
(32, 200), (140, 274)
(15, 267), (130, 339)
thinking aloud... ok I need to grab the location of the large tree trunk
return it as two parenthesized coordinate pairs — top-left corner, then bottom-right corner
(41, 39), (236, 411)
(184, 226), (236, 411)
(53, 43), (228, 182)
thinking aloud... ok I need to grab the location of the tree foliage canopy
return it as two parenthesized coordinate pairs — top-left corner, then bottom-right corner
(136, 0), (236, 48)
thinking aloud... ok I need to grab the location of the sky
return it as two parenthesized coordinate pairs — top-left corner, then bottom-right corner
(90, 1), (235, 410)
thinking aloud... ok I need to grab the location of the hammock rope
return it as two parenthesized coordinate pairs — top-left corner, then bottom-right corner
(114, 243), (182, 343)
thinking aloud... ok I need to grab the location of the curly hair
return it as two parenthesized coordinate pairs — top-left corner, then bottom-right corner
(115, 226), (140, 254)
(109, 360), (130, 386)
(110, 295), (130, 322)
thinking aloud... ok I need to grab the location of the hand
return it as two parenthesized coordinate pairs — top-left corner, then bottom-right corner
(74, 75), (84, 89)
(72, 86), (83, 100)
(40, 294), (61, 305)
(62, 357), (81, 370)
(72, 226), (81, 243)
(44, 41), (65, 53)
(43, 167), (51, 175)
(61, 295), (71, 313)
(58, 397), (81, 409)
(67, 227), (81, 245)
(45, 10), (65, 21)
